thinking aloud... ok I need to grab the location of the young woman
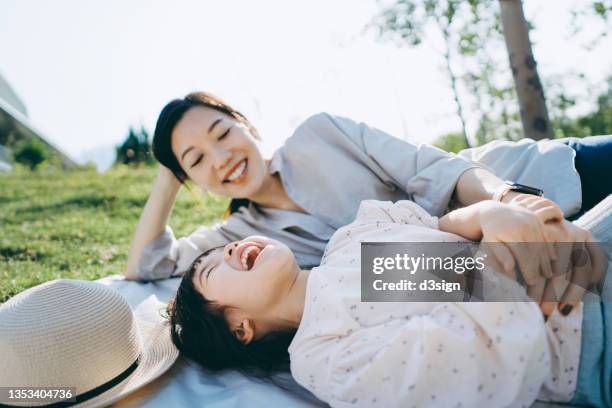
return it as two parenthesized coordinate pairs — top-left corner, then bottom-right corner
(124, 92), (601, 310)
(165, 197), (611, 407)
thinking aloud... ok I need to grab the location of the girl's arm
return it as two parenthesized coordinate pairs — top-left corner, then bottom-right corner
(437, 199), (536, 241)
(123, 166), (181, 280)
(438, 199), (488, 241)
(438, 200), (555, 284)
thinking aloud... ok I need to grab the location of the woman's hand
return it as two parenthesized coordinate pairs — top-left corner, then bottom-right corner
(476, 200), (556, 286)
(123, 165), (182, 280)
(448, 197), (606, 318)
(538, 220), (607, 318)
(157, 165), (182, 191)
(500, 193), (564, 224)
(500, 194), (608, 317)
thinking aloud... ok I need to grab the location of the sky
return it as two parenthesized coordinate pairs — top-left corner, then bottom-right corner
(0, 0), (610, 170)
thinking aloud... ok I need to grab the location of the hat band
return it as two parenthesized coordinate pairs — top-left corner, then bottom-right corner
(0, 356), (140, 408)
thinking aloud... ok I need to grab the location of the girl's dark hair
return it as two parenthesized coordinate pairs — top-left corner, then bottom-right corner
(152, 91), (260, 217)
(165, 248), (296, 380)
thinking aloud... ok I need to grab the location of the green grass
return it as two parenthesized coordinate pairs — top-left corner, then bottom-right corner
(0, 165), (229, 302)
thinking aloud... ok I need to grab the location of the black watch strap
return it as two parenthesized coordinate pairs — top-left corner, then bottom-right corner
(493, 181), (544, 201)
(505, 181), (544, 196)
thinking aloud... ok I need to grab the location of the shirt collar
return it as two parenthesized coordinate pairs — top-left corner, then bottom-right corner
(267, 148), (283, 175)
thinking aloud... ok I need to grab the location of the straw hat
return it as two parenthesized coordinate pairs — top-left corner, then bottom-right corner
(0, 279), (179, 407)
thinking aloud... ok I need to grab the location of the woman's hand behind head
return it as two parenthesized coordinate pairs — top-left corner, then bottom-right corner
(156, 164), (182, 191)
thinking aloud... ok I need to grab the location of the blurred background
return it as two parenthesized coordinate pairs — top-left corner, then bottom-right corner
(1, 0), (611, 300)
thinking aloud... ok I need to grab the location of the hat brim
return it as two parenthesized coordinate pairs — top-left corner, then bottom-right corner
(72, 316), (179, 408)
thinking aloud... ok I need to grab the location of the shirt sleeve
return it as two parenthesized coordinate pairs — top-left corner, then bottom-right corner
(323, 113), (480, 216)
(294, 302), (549, 408)
(457, 139), (582, 217)
(136, 224), (231, 281)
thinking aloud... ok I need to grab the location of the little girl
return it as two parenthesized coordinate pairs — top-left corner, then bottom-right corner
(166, 196), (611, 407)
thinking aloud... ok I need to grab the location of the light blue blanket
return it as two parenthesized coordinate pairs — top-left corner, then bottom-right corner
(96, 275), (325, 408)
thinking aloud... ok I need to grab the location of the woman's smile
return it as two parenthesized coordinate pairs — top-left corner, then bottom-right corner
(223, 158), (248, 184)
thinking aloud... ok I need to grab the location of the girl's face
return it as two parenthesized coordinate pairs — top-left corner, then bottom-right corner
(192, 236), (300, 316)
(171, 106), (267, 198)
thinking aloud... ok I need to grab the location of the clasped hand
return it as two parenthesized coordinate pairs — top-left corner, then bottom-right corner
(478, 194), (606, 318)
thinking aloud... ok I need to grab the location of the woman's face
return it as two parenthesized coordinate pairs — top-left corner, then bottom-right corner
(171, 106), (267, 198)
(192, 236), (300, 315)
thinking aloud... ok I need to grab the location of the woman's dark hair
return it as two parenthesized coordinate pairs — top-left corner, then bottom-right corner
(152, 91), (260, 217)
(165, 248), (296, 381)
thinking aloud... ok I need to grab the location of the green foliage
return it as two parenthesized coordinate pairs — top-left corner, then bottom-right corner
(593, 1), (612, 18)
(12, 138), (52, 170)
(0, 166), (229, 302)
(373, 0), (493, 47)
(552, 76), (612, 138)
(436, 74), (612, 148)
(115, 125), (155, 166)
(570, 0), (612, 50)
(433, 132), (468, 153)
(372, 0), (513, 145)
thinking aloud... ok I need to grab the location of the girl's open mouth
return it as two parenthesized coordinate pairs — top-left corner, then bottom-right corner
(240, 244), (265, 270)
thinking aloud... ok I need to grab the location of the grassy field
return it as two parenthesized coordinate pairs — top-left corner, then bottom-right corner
(0, 166), (229, 302)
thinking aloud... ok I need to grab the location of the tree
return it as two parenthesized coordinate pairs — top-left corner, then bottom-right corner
(498, 0), (552, 140)
(115, 126), (155, 166)
(13, 138), (51, 170)
(372, 0), (566, 142)
(456, 1), (523, 144)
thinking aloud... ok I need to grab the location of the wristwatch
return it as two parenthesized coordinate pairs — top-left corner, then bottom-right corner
(492, 181), (544, 202)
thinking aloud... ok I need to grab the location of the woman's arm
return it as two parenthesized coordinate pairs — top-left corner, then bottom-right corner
(123, 166), (181, 280)
(453, 167), (508, 206)
(315, 114), (576, 286)
(454, 167), (565, 217)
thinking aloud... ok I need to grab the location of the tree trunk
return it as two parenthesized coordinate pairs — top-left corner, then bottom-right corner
(499, 0), (553, 140)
